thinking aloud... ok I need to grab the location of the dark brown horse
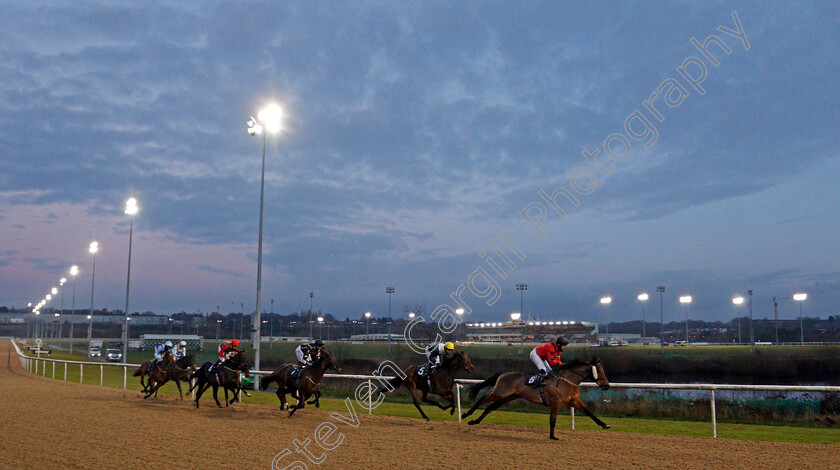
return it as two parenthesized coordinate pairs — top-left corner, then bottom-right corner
(133, 359), (155, 393)
(378, 351), (474, 421)
(142, 350), (175, 399)
(260, 347), (341, 416)
(461, 357), (611, 439)
(188, 351), (251, 408)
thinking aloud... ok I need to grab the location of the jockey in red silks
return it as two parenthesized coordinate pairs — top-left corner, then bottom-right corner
(212, 339), (239, 371)
(530, 336), (569, 383)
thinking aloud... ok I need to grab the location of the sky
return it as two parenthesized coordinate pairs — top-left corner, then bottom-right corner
(1, 1), (838, 327)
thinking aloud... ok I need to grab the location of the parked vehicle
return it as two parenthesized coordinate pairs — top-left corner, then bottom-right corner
(89, 347), (101, 357)
(105, 348), (122, 362)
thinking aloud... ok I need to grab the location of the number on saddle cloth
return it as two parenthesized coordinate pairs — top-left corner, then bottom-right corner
(417, 363), (429, 377)
(526, 374), (543, 388)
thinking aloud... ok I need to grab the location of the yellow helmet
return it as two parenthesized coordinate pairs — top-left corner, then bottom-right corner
(444, 342), (455, 351)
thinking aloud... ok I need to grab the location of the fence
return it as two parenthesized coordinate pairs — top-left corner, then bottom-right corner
(10, 339), (840, 438)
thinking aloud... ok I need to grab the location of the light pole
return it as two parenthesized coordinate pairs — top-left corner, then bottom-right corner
(365, 311), (371, 341)
(657, 286), (665, 354)
(748, 289), (755, 352)
(216, 320), (221, 340)
(511, 312), (523, 353)
(638, 292), (649, 339)
(88, 242), (97, 350)
(516, 283), (527, 320)
(247, 103), (283, 390)
(773, 297), (779, 348)
(679, 295), (692, 344)
(50, 287), (58, 341)
(793, 292), (807, 345)
(386, 286), (394, 352)
(318, 316), (324, 340)
(58, 278), (66, 343)
(600, 296), (612, 338)
(69, 266), (78, 354)
(732, 296), (744, 345)
(309, 292), (315, 340)
(122, 197), (138, 361)
(270, 298), (274, 349)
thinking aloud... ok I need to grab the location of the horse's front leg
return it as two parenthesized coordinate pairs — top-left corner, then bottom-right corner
(406, 382), (431, 421)
(289, 392), (308, 417)
(549, 402), (561, 440)
(570, 397), (610, 429)
(212, 385), (222, 408)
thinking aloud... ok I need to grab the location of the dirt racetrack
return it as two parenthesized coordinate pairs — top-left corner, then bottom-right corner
(2, 341), (838, 470)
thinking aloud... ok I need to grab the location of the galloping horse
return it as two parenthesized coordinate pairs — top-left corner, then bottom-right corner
(379, 351), (474, 421)
(159, 354), (196, 400)
(188, 351), (251, 408)
(461, 358), (611, 440)
(142, 350), (175, 399)
(260, 347), (341, 416)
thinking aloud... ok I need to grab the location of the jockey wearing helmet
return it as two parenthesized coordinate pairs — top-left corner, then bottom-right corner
(295, 339), (325, 367)
(211, 339), (239, 371)
(531, 336), (569, 383)
(150, 340), (173, 370)
(173, 340), (187, 359)
(424, 341), (455, 376)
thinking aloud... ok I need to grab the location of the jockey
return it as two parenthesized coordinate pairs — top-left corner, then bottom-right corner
(531, 336), (569, 383)
(211, 339), (239, 371)
(424, 341), (454, 376)
(295, 340), (324, 367)
(173, 340), (187, 360)
(150, 341), (173, 370)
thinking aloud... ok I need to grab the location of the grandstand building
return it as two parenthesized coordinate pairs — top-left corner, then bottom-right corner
(465, 319), (598, 344)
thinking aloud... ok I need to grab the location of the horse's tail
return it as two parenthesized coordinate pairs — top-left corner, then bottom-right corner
(376, 375), (403, 395)
(468, 372), (502, 401)
(260, 372), (277, 391)
(132, 368), (142, 377)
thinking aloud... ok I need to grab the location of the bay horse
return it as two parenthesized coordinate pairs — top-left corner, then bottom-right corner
(461, 357), (611, 439)
(260, 347), (341, 416)
(378, 351), (474, 421)
(161, 354), (196, 400)
(142, 350), (175, 399)
(188, 351), (251, 408)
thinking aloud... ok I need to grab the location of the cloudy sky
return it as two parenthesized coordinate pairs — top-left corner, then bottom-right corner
(1, 1), (837, 327)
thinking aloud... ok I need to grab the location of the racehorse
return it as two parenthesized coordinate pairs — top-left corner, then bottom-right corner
(461, 357), (611, 440)
(142, 350), (175, 399)
(260, 347), (341, 416)
(378, 351), (474, 421)
(188, 351), (251, 408)
(160, 354), (196, 400)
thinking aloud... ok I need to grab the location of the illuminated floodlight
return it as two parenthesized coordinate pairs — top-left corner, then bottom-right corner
(317, 316), (324, 323)
(257, 104), (283, 134)
(125, 198), (138, 216)
(793, 293), (807, 301)
(510, 312), (521, 321)
(732, 296), (744, 305)
(70, 265), (79, 276)
(600, 296), (612, 304)
(455, 308), (465, 315)
(46, 294), (52, 301)
(679, 296), (692, 304)
(89, 242), (98, 254)
(638, 293), (649, 301)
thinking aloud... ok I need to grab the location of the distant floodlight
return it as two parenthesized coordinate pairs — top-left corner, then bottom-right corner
(125, 198), (138, 215)
(46, 294), (52, 301)
(455, 308), (465, 315)
(317, 316), (324, 323)
(793, 293), (807, 301)
(257, 104), (283, 133)
(60, 277), (67, 285)
(732, 296), (744, 305)
(364, 311), (371, 318)
(511, 312), (521, 321)
(89, 242), (98, 254)
(638, 293), (649, 301)
(600, 296), (612, 304)
(408, 312), (415, 319)
(680, 295), (692, 304)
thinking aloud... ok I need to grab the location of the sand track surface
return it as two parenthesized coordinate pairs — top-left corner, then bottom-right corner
(2, 341), (837, 469)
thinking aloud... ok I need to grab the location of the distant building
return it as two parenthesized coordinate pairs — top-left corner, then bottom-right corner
(465, 319), (598, 344)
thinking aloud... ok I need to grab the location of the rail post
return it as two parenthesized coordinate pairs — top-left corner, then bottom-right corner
(456, 384), (462, 423)
(80, 363), (83, 384)
(367, 379), (372, 414)
(64, 362), (67, 381)
(34, 359), (38, 375)
(52, 361), (55, 379)
(571, 407), (575, 430)
(123, 366), (127, 390)
(711, 389), (717, 438)
(100, 364), (103, 386)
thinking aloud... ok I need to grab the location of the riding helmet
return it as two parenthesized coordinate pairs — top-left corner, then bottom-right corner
(313, 340), (325, 347)
(556, 336), (569, 346)
(444, 342), (455, 350)
(231, 339), (240, 347)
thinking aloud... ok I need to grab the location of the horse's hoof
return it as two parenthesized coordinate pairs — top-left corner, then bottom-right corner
(550, 435), (559, 440)
(425, 417), (431, 422)
(461, 413), (468, 419)
(602, 424), (611, 429)
(467, 420), (477, 426)
(449, 408), (455, 415)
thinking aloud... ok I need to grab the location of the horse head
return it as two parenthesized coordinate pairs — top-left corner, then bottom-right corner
(590, 357), (610, 390)
(315, 348), (341, 372)
(445, 351), (474, 373)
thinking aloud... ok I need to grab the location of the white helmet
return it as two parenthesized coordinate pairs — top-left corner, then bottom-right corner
(164, 341), (173, 347)
(179, 341), (187, 346)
